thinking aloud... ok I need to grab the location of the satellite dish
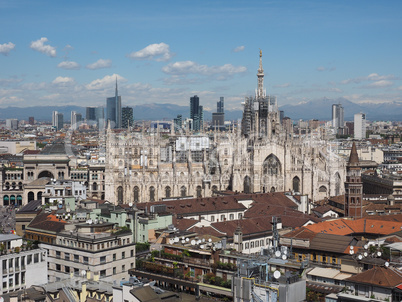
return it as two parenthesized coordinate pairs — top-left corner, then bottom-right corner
(197, 240), (201, 245)
(186, 238), (189, 242)
(385, 261), (390, 267)
(350, 246), (354, 250)
(202, 238), (205, 243)
(181, 239), (185, 244)
(363, 252), (368, 257)
(364, 244), (368, 250)
(358, 254), (363, 260)
(200, 245), (205, 249)
(182, 237), (185, 240)
(281, 254), (287, 260)
(208, 238), (212, 243)
(275, 251), (281, 258)
(129, 203), (133, 207)
(377, 251), (382, 257)
(349, 249), (355, 255)
(169, 239), (174, 244)
(191, 240), (196, 245)
(174, 237), (179, 243)
(273, 270), (281, 279)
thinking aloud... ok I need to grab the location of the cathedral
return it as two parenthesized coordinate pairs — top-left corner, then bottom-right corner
(105, 52), (346, 204)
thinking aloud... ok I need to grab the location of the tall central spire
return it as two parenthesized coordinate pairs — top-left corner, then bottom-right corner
(257, 50), (265, 99)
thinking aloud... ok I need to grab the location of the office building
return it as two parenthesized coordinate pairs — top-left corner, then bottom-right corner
(354, 113), (366, 140)
(71, 111), (82, 130)
(212, 97), (225, 130)
(122, 106), (133, 129)
(173, 114), (182, 132)
(28, 117), (34, 125)
(86, 107), (97, 121)
(5, 119), (18, 130)
(87, 106), (105, 129)
(52, 111), (64, 131)
(106, 79), (122, 129)
(332, 104), (344, 129)
(190, 95), (203, 132)
(217, 97), (224, 113)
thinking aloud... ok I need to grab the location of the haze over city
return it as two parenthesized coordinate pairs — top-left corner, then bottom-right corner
(1, 0), (402, 111)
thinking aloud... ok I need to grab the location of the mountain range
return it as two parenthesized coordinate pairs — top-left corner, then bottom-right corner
(0, 98), (401, 122)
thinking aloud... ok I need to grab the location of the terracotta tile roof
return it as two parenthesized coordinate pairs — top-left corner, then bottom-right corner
(282, 227), (317, 241)
(27, 211), (67, 233)
(136, 195), (246, 216)
(346, 266), (402, 288)
(312, 205), (334, 215)
(211, 217), (273, 237)
(304, 218), (402, 236)
(309, 233), (355, 253)
(172, 217), (198, 231)
(188, 226), (226, 238)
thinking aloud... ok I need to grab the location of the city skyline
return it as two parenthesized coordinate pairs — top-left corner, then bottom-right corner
(0, 1), (401, 111)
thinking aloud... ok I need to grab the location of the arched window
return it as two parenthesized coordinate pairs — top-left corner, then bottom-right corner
(92, 182), (98, 191)
(17, 195), (22, 206)
(165, 186), (171, 198)
(224, 159), (228, 165)
(244, 176), (251, 194)
(149, 186), (155, 202)
(270, 187), (276, 193)
(10, 195), (16, 205)
(319, 186), (327, 193)
(37, 192), (42, 200)
(263, 154), (281, 176)
(196, 186), (202, 198)
(3, 195), (9, 206)
(134, 186), (139, 202)
(27, 192), (34, 202)
(180, 186), (186, 197)
(117, 186), (123, 203)
(293, 176), (300, 193)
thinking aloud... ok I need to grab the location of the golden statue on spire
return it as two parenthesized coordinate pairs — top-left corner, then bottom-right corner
(260, 49), (262, 57)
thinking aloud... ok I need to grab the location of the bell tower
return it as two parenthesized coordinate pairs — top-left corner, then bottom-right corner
(345, 142), (363, 218)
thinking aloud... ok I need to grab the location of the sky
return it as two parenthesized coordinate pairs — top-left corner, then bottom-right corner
(0, 0), (402, 111)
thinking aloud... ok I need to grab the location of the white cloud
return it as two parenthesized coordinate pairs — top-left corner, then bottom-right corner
(127, 43), (173, 61)
(0, 42), (15, 56)
(52, 76), (74, 85)
(397, 86), (402, 91)
(57, 61), (80, 70)
(86, 59), (112, 70)
(365, 80), (393, 88)
(162, 61), (247, 77)
(86, 74), (126, 90)
(341, 73), (397, 85)
(316, 66), (326, 71)
(30, 37), (56, 57)
(233, 45), (245, 52)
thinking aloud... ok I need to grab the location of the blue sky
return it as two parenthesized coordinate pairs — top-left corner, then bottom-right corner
(0, 0), (401, 111)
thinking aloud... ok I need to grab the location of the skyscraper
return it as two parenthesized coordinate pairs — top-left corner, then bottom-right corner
(52, 111), (64, 131)
(122, 107), (133, 129)
(354, 113), (366, 140)
(71, 111), (82, 130)
(332, 104), (344, 129)
(217, 97), (224, 113)
(28, 117), (34, 125)
(212, 97), (225, 130)
(173, 114), (182, 132)
(106, 79), (122, 129)
(86, 106), (105, 129)
(190, 95), (203, 132)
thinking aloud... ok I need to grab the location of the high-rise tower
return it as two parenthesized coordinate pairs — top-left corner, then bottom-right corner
(106, 78), (122, 129)
(256, 49), (265, 99)
(344, 142), (363, 218)
(354, 113), (366, 140)
(190, 95), (203, 132)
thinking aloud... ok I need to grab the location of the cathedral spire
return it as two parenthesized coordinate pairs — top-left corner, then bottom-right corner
(348, 142), (359, 166)
(257, 49), (265, 99)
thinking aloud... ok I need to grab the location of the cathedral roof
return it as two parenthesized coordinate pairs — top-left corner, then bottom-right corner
(348, 142), (359, 166)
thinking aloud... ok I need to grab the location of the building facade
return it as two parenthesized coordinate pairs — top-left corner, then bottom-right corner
(105, 52), (346, 204)
(354, 113), (366, 140)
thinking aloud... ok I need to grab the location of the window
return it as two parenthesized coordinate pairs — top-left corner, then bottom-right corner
(56, 264), (61, 271)
(122, 252), (125, 259)
(64, 253), (70, 260)
(100, 256), (106, 264)
(65, 266), (70, 273)
(229, 214), (234, 220)
(122, 265), (125, 272)
(74, 255), (79, 262)
(131, 250), (134, 257)
(113, 267), (116, 275)
(100, 270), (106, 277)
(83, 256), (89, 265)
(220, 215), (225, 221)
(211, 216), (215, 222)
(56, 251), (61, 259)
(113, 253), (116, 261)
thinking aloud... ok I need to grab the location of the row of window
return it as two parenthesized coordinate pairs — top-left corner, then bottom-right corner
(54, 248), (134, 263)
(57, 237), (130, 251)
(4, 174), (22, 180)
(244, 238), (269, 250)
(2, 253), (44, 272)
(2, 272), (25, 291)
(209, 213), (243, 222)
